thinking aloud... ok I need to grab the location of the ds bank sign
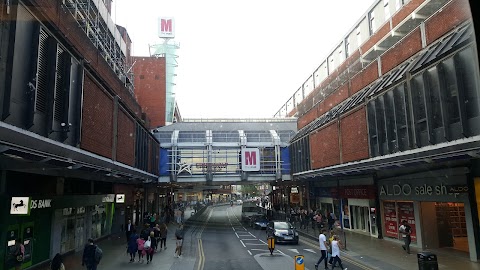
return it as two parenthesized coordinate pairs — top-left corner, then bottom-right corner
(241, 148), (260, 172)
(158, 17), (175, 38)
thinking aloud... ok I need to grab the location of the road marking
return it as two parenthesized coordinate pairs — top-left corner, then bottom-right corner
(240, 240), (246, 247)
(244, 243), (267, 245)
(299, 238), (373, 270)
(248, 232), (256, 237)
(259, 239), (267, 244)
(304, 249), (316, 253)
(197, 239), (204, 270)
(247, 250), (252, 255)
(241, 239), (258, 241)
(288, 249), (299, 253)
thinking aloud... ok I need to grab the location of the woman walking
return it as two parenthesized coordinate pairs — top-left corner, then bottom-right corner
(159, 223), (168, 250)
(136, 236), (146, 263)
(145, 231), (157, 264)
(331, 235), (347, 270)
(127, 229), (139, 262)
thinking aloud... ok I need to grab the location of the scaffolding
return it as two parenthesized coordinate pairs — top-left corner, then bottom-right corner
(61, 0), (134, 94)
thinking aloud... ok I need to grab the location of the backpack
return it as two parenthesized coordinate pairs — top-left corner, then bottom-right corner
(94, 246), (103, 263)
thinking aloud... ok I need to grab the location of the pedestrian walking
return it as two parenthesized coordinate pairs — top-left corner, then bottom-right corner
(127, 229), (139, 262)
(315, 229), (329, 270)
(153, 224), (161, 251)
(159, 223), (168, 250)
(399, 220), (412, 254)
(331, 235), (347, 270)
(125, 219), (135, 243)
(146, 232), (157, 264)
(82, 238), (100, 270)
(136, 236), (146, 263)
(174, 223), (185, 258)
(50, 253), (65, 270)
(328, 230), (335, 265)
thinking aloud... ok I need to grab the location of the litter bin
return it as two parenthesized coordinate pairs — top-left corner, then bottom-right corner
(417, 252), (438, 270)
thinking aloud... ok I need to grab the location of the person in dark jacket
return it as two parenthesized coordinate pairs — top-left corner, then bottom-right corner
(50, 253), (65, 270)
(127, 230), (139, 262)
(82, 238), (97, 270)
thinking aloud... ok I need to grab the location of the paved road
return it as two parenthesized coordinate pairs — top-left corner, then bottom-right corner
(196, 204), (366, 270)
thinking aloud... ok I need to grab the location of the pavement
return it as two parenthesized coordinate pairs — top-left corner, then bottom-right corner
(32, 206), (200, 270)
(291, 220), (480, 270)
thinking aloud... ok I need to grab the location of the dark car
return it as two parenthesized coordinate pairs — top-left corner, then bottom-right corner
(266, 221), (299, 244)
(251, 215), (268, 229)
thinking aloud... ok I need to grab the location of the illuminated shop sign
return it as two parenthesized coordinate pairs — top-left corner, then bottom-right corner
(10, 197), (30, 215)
(379, 178), (467, 200)
(102, 194), (115, 203)
(116, 194), (125, 203)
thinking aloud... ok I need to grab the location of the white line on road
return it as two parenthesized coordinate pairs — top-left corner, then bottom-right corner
(240, 240), (246, 247)
(259, 239), (267, 244)
(247, 250), (252, 255)
(243, 243), (266, 245)
(304, 249), (316, 253)
(249, 232), (256, 237)
(240, 239), (258, 241)
(287, 249), (299, 253)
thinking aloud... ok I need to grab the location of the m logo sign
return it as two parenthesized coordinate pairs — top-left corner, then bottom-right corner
(158, 17), (175, 38)
(241, 148), (260, 171)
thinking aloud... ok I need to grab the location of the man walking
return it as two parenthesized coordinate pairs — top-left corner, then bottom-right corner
(315, 229), (329, 270)
(82, 239), (99, 270)
(399, 220), (412, 254)
(126, 219), (135, 243)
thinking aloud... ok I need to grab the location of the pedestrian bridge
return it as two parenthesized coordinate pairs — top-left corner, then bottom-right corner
(153, 118), (297, 184)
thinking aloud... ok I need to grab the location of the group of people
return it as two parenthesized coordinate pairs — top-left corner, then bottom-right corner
(287, 208), (337, 231)
(316, 229), (347, 270)
(125, 217), (186, 264)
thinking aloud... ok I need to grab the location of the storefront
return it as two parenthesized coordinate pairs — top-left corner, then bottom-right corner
(340, 186), (377, 237)
(378, 167), (477, 261)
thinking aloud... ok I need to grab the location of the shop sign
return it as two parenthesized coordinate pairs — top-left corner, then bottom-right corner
(290, 193), (300, 203)
(446, 185), (468, 193)
(10, 197), (30, 215)
(291, 187), (299, 193)
(116, 194), (125, 203)
(379, 178), (467, 200)
(383, 201), (397, 238)
(30, 199), (52, 209)
(102, 194), (115, 203)
(340, 186), (376, 199)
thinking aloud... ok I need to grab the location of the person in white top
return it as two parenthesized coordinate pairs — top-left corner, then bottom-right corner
(315, 229), (329, 270)
(331, 235), (347, 270)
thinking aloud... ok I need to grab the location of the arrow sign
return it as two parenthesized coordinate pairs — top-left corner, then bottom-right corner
(296, 257), (304, 265)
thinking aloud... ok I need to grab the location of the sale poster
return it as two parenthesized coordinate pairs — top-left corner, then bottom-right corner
(383, 201), (398, 238)
(397, 202), (416, 242)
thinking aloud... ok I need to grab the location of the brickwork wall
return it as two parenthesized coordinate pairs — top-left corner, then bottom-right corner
(340, 108), (369, 163)
(132, 57), (167, 128)
(116, 109), (135, 166)
(81, 75), (114, 158)
(310, 122), (340, 169)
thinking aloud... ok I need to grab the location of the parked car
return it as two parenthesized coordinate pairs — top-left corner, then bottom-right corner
(266, 221), (299, 244)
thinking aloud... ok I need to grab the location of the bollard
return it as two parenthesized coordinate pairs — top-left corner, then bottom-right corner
(268, 236), (275, 255)
(294, 255), (305, 270)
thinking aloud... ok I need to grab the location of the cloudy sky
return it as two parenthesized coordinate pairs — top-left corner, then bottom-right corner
(112, 0), (374, 118)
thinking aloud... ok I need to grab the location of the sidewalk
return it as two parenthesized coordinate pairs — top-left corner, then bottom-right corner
(294, 222), (480, 270)
(33, 206), (199, 270)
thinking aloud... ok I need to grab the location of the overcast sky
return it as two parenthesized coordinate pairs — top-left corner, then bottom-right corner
(112, 0), (374, 119)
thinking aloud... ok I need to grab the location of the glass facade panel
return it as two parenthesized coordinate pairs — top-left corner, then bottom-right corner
(441, 58), (461, 125)
(456, 47), (480, 120)
(426, 67), (443, 129)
